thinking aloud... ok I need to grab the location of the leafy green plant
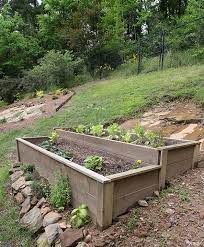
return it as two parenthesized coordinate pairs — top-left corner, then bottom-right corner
(40, 140), (51, 150)
(134, 125), (145, 141)
(49, 131), (59, 145)
(84, 155), (103, 171)
(90, 124), (104, 137)
(24, 172), (33, 181)
(31, 180), (50, 199)
(121, 131), (132, 143)
(107, 123), (121, 139)
(36, 90), (44, 98)
(0, 117), (7, 124)
(49, 175), (71, 211)
(75, 124), (86, 134)
(21, 163), (34, 173)
(145, 131), (164, 148)
(127, 208), (140, 232)
(70, 204), (89, 228)
(54, 150), (73, 160)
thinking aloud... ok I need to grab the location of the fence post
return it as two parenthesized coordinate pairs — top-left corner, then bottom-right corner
(159, 31), (165, 70)
(137, 43), (142, 75)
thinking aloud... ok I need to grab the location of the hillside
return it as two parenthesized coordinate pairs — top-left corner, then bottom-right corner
(0, 64), (204, 246)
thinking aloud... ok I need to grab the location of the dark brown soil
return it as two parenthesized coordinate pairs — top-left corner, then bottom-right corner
(57, 138), (143, 176)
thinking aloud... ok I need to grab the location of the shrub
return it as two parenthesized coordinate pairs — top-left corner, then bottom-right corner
(24, 172), (33, 181)
(84, 155), (103, 171)
(31, 180), (50, 199)
(90, 124), (104, 137)
(70, 204), (89, 228)
(49, 175), (71, 211)
(23, 50), (84, 91)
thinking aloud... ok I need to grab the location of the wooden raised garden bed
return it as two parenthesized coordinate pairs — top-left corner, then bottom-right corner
(16, 129), (200, 230)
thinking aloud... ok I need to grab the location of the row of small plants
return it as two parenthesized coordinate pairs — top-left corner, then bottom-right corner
(73, 123), (164, 148)
(21, 163), (90, 228)
(40, 131), (143, 172)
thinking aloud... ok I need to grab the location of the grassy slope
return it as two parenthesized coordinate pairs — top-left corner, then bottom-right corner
(0, 64), (204, 245)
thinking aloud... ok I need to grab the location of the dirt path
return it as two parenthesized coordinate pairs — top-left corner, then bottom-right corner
(87, 167), (204, 247)
(0, 91), (74, 132)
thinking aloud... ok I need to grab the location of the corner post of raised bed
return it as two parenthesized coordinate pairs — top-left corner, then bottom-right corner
(192, 143), (200, 169)
(16, 138), (21, 163)
(96, 181), (114, 230)
(159, 149), (168, 189)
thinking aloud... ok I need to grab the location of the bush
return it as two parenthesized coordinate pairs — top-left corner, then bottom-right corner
(49, 174), (71, 211)
(23, 50), (84, 91)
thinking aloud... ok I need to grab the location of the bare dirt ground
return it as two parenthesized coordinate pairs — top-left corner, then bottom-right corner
(0, 91), (74, 132)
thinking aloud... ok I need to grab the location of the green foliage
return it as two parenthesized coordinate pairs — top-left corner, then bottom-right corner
(70, 204), (89, 228)
(0, 117), (7, 124)
(121, 131), (132, 143)
(90, 124), (104, 137)
(75, 124), (86, 134)
(107, 123), (121, 139)
(84, 155), (103, 171)
(49, 174), (71, 211)
(54, 150), (73, 160)
(36, 90), (44, 98)
(145, 131), (164, 148)
(49, 131), (59, 145)
(40, 140), (51, 150)
(24, 172), (33, 181)
(31, 180), (50, 199)
(134, 125), (145, 140)
(24, 50), (84, 91)
(127, 208), (140, 233)
(21, 163), (34, 173)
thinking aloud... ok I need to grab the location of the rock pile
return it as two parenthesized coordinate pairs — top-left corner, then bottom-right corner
(10, 163), (91, 247)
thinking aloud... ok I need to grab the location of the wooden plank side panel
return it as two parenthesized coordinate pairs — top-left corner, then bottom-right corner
(112, 169), (159, 218)
(56, 130), (159, 165)
(166, 158), (193, 180)
(167, 146), (194, 165)
(17, 141), (99, 221)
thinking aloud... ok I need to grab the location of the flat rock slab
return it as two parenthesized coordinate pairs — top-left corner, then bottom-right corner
(21, 186), (33, 197)
(43, 212), (62, 227)
(20, 196), (31, 215)
(20, 206), (43, 233)
(37, 232), (49, 247)
(15, 192), (24, 204)
(60, 228), (83, 247)
(45, 223), (63, 244)
(11, 170), (24, 182)
(12, 176), (26, 191)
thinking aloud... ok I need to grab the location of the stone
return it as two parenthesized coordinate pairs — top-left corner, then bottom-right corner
(20, 196), (31, 215)
(60, 228), (83, 247)
(154, 191), (160, 197)
(21, 186), (33, 197)
(199, 210), (204, 219)
(93, 239), (106, 247)
(41, 207), (51, 216)
(36, 197), (46, 208)
(10, 170), (24, 181)
(82, 229), (88, 237)
(134, 228), (148, 238)
(76, 243), (89, 247)
(37, 232), (50, 247)
(20, 206), (43, 233)
(165, 208), (175, 215)
(15, 192), (24, 204)
(43, 212), (62, 227)
(138, 200), (148, 207)
(58, 221), (67, 230)
(12, 176), (26, 191)
(31, 196), (38, 205)
(45, 224), (63, 245)
(84, 234), (92, 243)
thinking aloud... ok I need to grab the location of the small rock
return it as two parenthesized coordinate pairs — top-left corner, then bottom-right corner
(58, 221), (67, 230)
(15, 192), (24, 204)
(37, 232), (49, 247)
(10, 170), (23, 181)
(43, 212), (62, 227)
(20, 206), (43, 233)
(138, 200), (148, 207)
(21, 186), (33, 197)
(20, 197), (31, 215)
(93, 239), (106, 247)
(84, 234), (92, 243)
(199, 210), (204, 219)
(82, 229), (88, 237)
(60, 228), (83, 247)
(76, 243), (89, 247)
(165, 208), (175, 215)
(12, 176), (26, 191)
(134, 228), (148, 238)
(36, 197), (46, 208)
(41, 207), (51, 216)
(31, 196), (38, 205)
(154, 191), (160, 197)
(45, 224), (63, 245)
